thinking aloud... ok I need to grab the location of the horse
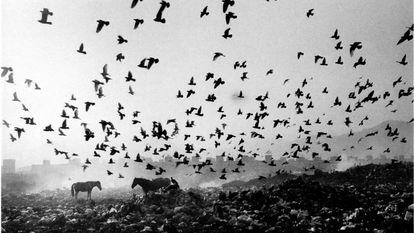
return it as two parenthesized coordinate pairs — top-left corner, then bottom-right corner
(131, 177), (171, 195)
(71, 181), (102, 200)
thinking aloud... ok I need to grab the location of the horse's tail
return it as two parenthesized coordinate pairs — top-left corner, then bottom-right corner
(71, 184), (75, 197)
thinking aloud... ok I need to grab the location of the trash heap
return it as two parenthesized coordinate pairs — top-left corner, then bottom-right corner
(2, 162), (413, 233)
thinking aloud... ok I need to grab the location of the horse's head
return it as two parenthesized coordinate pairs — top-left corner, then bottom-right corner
(95, 181), (102, 191)
(132, 178), (147, 189)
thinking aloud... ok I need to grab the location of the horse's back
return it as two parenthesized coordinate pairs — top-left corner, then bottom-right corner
(153, 178), (170, 187)
(72, 181), (93, 191)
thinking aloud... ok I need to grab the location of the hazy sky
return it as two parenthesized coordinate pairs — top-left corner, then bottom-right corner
(1, 0), (412, 169)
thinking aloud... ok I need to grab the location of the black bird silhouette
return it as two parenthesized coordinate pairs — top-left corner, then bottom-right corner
(128, 86), (134, 95)
(96, 20), (110, 33)
(297, 52), (304, 59)
(393, 76), (403, 87)
(396, 54), (407, 65)
(125, 71), (136, 82)
(344, 117), (352, 127)
(397, 29), (413, 45)
(222, 0), (235, 13)
(240, 72), (248, 81)
(335, 56), (343, 65)
(60, 119), (69, 130)
(101, 64), (110, 80)
(6, 73), (14, 84)
(350, 42), (362, 57)
(353, 57), (366, 68)
(213, 78), (225, 88)
(225, 12), (237, 24)
(205, 72), (214, 81)
(188, 77), (196, 85)
(335, 41), (343, 50)
(3, 120), (10, 128)
(138, 57), (159, 69)
(24, 79), (33, 87)
(320, 58), (328, 66)
(131, 0), (143, 8)
(331, 29), (340, 40)
(133, 153), (143, 163)
(117, 35), (128, 44)
(223, 28), (232, 39)
(14, 127), (25, 138)
(306, 9), (314, 18)
(85, 158), (91, 164)
(116, 53), (125, 62)
(133, 18), (144, 29)
(266, 69), (273, 76)
(58, 128), (66, 136)
(1, 67), (13, 77)
(213, 52), (225, 61)
(10, 134), (16, 142)
(176, 90), (183, 98)
(43, 124), (54, 132)
(12, 92), (20, 102)
(146, 163), (156, 170)
(186, 89), (195, 98)
(97, 87), (104, 98)
(38, 8), (53, 24)
(314, 55), (323, 64)
(200, 6), (209, 18)
(77, 43), (86, 54)
(108, 158), (115, 164)
(85, 102), (95, 112)
(12, 104), (24, 116)
(154, 1), (170, 24)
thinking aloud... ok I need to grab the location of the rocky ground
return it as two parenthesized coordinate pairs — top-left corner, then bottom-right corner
(2, 162), (413, 233)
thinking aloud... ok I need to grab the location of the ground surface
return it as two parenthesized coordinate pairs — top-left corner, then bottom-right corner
(2, 163), (413, 233)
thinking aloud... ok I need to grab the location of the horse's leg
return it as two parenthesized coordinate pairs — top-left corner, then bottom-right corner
(75, 191), (78, 200)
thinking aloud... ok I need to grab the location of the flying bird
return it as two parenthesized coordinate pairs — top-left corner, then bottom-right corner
(396, 54), (407, 65)
(131, 0), (142, 8)
(96, 20), (110, 33)
(397, 29), (413, 45)
(200, 6), (209, 18)
(38, 8), (53, 24)
(77, 43), (86, 54)
(117, 35), (128, 44)
(213, 52), (225, 61)
(133, 18), (144, 29)
(306, 9), (314, 18)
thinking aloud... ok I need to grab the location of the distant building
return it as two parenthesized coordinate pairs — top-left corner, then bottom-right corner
(69, 158), (81, 166)
(2, 159), (16, 174)
(215, 155), (224, 168)
(191, 156), (200, 163)
(43, 160), (51, 166)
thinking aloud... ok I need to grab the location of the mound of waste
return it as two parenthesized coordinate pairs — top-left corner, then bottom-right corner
(2, 162), (413, 233)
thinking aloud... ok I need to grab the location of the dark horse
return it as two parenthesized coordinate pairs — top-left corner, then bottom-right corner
(71, 181), (102, 200)
(131, 177), (171, 195)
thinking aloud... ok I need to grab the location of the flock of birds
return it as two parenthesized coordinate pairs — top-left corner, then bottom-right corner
(2, 1), (413, 183)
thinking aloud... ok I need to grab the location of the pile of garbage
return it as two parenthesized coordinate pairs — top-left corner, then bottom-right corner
(2, 162), (413, 233)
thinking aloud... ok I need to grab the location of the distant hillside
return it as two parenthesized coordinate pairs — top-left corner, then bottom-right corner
(222, 161), (413, 189)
